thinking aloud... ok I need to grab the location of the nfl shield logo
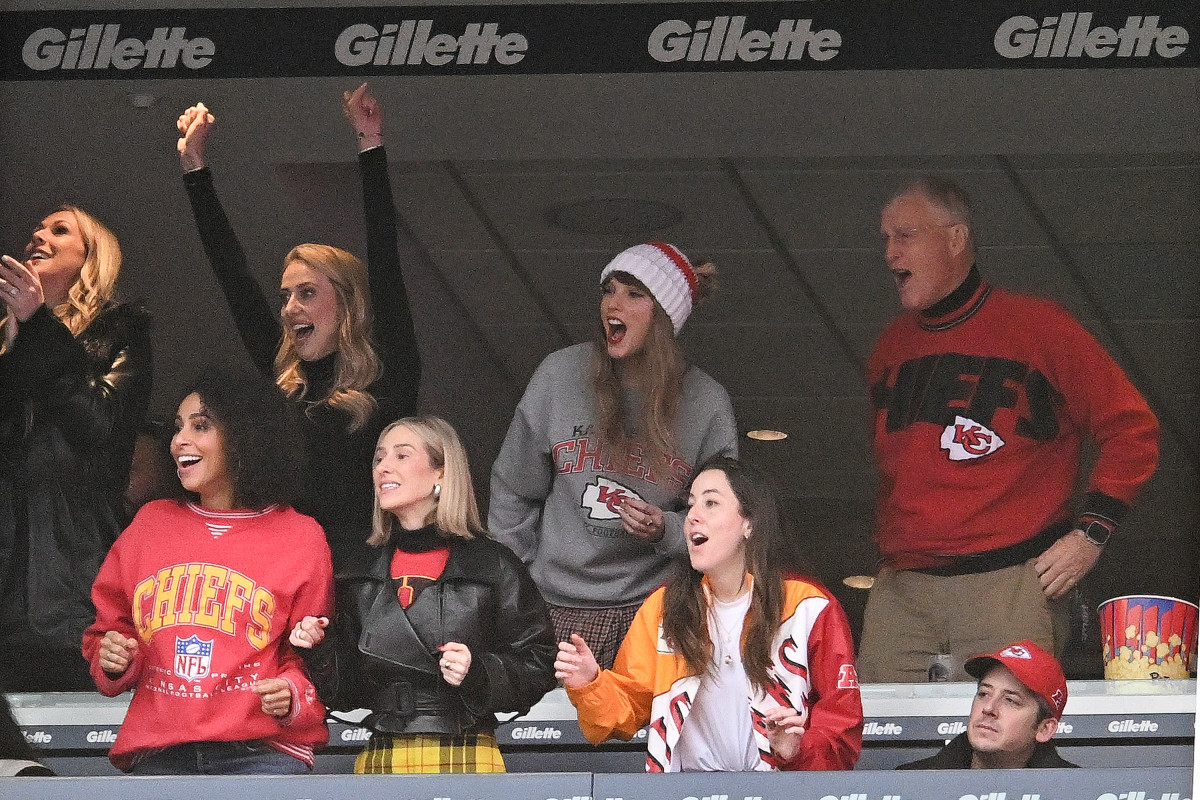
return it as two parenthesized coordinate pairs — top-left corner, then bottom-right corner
(174, 635), (213, 681)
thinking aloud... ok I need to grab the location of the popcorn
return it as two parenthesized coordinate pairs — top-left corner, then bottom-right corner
(1100, 596), (1198, 680)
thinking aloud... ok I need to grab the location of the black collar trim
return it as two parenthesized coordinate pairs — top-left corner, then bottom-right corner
(919, 275), (990, 332)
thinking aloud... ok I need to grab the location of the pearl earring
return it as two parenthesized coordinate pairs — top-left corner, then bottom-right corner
(433, 484), (441, 499)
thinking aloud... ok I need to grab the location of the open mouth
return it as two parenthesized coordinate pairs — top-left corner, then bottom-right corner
(292, 323), (315, 341)
(177, 455), (201, 470)
(26, 251), (49, 264)
(378, 481), (400, 492)
(890, 269), (912, 288)
(689, 532), (709, 546)
(605, 318), (626, 346)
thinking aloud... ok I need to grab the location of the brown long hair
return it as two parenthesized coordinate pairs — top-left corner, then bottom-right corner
(590, 262), (716, 469)
(661, 456), (786, 693)
(273, 244), (381, 431)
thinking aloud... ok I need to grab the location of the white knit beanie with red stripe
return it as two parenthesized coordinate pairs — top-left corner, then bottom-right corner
(599, 241), (699, 335)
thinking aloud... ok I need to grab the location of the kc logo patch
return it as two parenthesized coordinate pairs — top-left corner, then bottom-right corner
(174, 634), (213, 681)
(940, 415), (1005, 461)
(581, 476), (643, 521)
(1000, 644), (1032, 659)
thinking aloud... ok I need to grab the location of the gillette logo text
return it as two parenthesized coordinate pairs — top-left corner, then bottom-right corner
(995, 13), (1188, 59)
(335, 21), (528, 67)
(23, 25), (215, 71)
(649, 16), (841, 63)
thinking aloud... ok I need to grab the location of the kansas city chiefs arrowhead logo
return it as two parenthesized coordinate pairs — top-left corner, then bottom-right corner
(581, 476), (643, 520)
(940, 415), (1005, 461)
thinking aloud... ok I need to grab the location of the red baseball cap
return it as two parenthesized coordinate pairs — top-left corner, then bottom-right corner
(965, 641), (1068, 721)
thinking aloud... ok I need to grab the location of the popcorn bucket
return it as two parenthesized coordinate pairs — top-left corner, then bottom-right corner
(1099, 595), (1198, 679)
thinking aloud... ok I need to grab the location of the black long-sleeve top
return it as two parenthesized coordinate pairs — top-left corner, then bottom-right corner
(183, 147), (421, 575)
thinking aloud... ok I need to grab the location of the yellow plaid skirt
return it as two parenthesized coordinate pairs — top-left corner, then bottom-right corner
(354, 732), (506, 774)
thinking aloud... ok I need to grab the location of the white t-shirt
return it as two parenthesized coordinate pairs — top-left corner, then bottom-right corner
(674, 590), (765, 772)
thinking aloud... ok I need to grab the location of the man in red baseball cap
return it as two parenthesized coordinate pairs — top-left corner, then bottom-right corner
(899, 641), (1077, 769)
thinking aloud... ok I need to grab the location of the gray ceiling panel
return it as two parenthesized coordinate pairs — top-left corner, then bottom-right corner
(690, 322), (864, 398)
(390, 165), (502, 250)
(790, 248), (905, 326)
(479, 323), (570, 384)
(427, 249), (548, 322)
(978, 246), (1093, 314)
(732, 396), (875, 462)
(459, 166), (771, 250)
(1015, 166), (1200, 245)
(1121, 321), (1200, 397)
(734, 167), (898, 250)
(1071, 244), (1200, 319)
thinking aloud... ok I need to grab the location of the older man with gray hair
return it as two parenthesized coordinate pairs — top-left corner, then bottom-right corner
(858, 176), (1159, 683)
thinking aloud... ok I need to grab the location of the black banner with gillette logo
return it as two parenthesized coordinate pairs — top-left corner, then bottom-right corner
(2, 1), (1195, 80)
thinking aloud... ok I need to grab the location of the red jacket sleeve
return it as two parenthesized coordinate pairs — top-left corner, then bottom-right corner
(786, 595), (863, 770)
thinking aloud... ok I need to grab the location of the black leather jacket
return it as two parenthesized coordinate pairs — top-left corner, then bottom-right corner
(301, 527), (557, 736)
(0, 303), (152, 652)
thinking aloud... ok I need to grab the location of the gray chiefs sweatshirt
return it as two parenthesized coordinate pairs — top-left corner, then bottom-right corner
(489, 344), (738, 608)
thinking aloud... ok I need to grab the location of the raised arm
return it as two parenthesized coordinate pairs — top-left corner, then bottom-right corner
(177, 103), (280, 375)
(344, 84), (421, 417)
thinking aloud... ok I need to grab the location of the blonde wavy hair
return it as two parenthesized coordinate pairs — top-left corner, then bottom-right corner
(368, 416), (486, 546)
(273, 243), (381, 431)
(54, 206), (122, 336)
(591, 261), (717, 469)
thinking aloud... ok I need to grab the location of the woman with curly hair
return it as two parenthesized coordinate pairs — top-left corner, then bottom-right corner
(176, 83), (420, 576)
(84, 365), (333, 775)
(289, 416), (556, 774)
(0, 207), (152, 691)
(489, 242), (737, 669)
(556, 457), (863, 773)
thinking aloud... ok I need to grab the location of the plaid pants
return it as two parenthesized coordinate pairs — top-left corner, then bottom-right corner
(549, 602), (641, 671)
(354, 732), (505, 774)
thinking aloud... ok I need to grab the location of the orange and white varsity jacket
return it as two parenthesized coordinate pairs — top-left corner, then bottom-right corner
(566, 576), (863, 771)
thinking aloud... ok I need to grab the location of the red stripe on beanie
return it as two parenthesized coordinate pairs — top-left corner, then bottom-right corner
(647, 241), (699, 302)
